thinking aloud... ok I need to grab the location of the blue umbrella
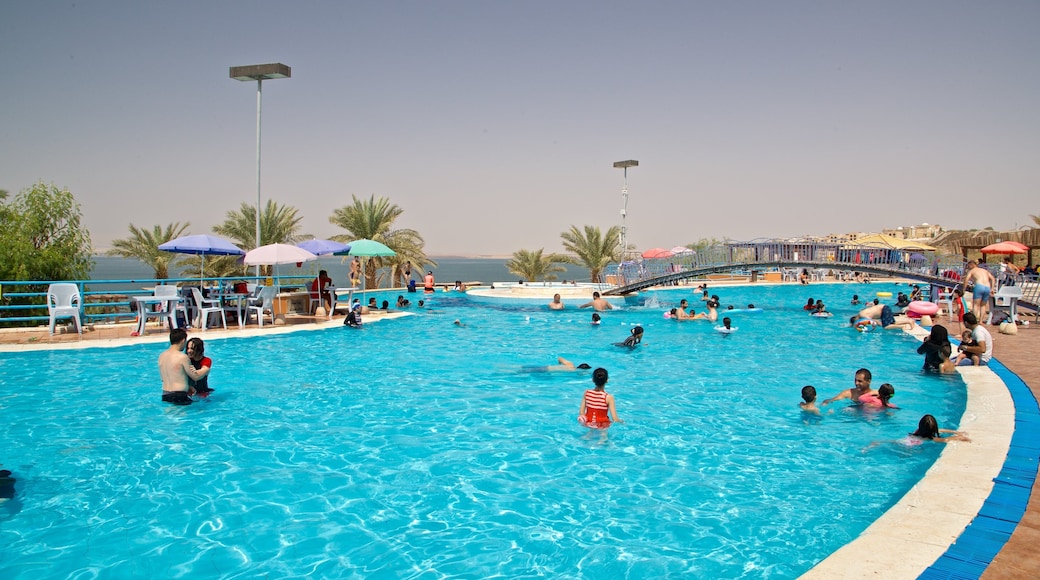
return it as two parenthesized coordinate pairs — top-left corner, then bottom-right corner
(296, 238), (349, 256)
(159, 234), (245, 283)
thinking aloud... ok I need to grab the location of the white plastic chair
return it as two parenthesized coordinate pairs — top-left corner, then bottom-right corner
(154, 285), (188, 328)
(47, 283), (82, 335)
(190, 288), (227, 331)
(246, 286), (277, 327)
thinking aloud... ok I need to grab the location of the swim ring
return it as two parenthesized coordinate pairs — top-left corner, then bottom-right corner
(876, 291), (892, 298)
(811, 312), (833, 318)
(854, 318), (875, 332)
(714, 326), (737, 334)
(907, 301), (938, 316)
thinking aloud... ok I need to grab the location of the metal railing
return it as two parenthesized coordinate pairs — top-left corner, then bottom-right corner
(0, 275), (314, 327)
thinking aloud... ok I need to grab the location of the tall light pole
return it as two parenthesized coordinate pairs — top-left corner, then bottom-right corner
(230, 63), (291, 275)
(613, 160), (639, 262)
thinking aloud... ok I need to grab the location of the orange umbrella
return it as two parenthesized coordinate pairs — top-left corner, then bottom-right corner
(980, 241), (1028, 255)
(641, 247), (675, 259)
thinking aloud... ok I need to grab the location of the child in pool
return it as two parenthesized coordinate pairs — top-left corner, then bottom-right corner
(799, 385), (820, 415)
(591, 312), (601, 325)
(866, 415), (970, 451)
(859, 383), (897, 408)
(851, 294), (861, 306)
(578, 367), (623, 429)
(615, 326), (644, 347)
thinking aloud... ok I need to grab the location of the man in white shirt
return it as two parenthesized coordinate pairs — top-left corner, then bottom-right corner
(958, 312), (993, 366)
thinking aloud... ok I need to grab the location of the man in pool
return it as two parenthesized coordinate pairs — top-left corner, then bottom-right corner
(857, 302), (916, 331)
(159, 328), (204, 405)
(522, 357), (592, 372)
(548, 294), (565, 310)
(578, 292), (613, 311)
(821, 368), (873, 406)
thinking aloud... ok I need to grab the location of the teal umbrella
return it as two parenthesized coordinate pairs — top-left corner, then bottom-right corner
(333, 239), (396, 290)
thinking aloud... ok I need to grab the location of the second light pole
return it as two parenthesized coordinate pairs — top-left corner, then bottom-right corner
(613, 159), (639, 262)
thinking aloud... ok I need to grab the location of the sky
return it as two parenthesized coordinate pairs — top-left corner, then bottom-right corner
(2, 1), (1038, 256)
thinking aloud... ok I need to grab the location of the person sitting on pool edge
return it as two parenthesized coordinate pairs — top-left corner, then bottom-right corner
(186, 337), (213, 398)
(821, 368), (873, 406)
(159, 328), (205, 406)
(578, 367), (623, 429)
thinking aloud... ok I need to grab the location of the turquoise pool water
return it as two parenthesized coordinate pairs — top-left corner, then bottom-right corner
(0, 283), (966, 578)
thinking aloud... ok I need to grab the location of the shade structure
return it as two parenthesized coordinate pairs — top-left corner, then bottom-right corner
(670, 246), (695, 255)
(296, 239), (349, 256)
(335, 239), (396, 257)
(332, 239), (396, 291)
(641, 247), (675, 259)
(980, 241), (1029, 255)
(158, 234), (246, 283)
(847, 234), (936, 251)
(244, 243), (318, 266)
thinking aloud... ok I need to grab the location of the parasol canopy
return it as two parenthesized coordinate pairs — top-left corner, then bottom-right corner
(980, 241), (1029, 255)
(641, 247), (675, 259)
(296, 238), (350, 256)
(846, 234), (936, 251)
(334, 239), (396, 257)
(670, 246), (695, 255)
(158, 234), (245, 283)
(244, 243), (318, 266)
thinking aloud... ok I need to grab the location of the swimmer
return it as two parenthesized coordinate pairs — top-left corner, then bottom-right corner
(579, 291), (614, 311)
(865, 414), (970, 451)
(821, 368), (872, 406)
(548, 293), (565, 310)
(799, 385), (820, 415)
(850, 294), (860, 306)
(453, 319), (465, 327)
(714, 316), (736, 334)
(578, 367), (623, 430)
(705, 299), (719, 323)
(186, 337), (213, 397)
(0, 468), (14, 504)
(591, 312), (601, 325)
(614, 326), (644, 348)
(159, 328), (204, 405)
(523, 356), (592, 372)
(803, 298), (816, 311)
(859, 383), (897, 408)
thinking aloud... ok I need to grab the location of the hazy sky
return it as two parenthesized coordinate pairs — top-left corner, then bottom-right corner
(2, 1), (1038, 256)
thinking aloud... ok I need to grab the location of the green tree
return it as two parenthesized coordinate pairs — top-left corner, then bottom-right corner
(329, 195), (436, 289)
(506, 249), (567, 282)
(1031, 214), (1040, 227)
(214, 200), (304, 276)
(214, 200), (304, 249)
(559, 225), (620, 283)
(0, 182), (93, 282)
(106, 223), (190, 279)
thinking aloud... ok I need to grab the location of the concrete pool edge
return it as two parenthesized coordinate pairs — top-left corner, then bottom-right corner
(801, 365), (1020, 579)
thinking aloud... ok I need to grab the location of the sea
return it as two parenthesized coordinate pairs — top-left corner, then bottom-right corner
(89, 256), (588, 287)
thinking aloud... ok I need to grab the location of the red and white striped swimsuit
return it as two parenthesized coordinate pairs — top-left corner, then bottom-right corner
(582, 389), (611, 428)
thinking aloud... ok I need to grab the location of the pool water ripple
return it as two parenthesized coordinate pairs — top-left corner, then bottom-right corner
(0, 283), (966, 578)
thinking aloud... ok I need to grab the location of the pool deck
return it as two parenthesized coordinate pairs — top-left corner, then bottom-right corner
(1, 285), (1038, 578)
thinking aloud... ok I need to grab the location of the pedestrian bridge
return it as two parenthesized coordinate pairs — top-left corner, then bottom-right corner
(602, 239), (1039, 314)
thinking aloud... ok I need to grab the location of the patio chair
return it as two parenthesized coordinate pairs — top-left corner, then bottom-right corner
(154, 285), (189, 328)
(47, 283), (82, 335)
(246, 286), (276, 327)
(190, 288), (227, 331)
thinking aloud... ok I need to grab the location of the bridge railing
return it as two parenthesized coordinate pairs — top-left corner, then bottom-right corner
(610, 239), (972, 288)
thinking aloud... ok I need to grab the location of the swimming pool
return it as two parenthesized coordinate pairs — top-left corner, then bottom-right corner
(0, 283), (966, 578)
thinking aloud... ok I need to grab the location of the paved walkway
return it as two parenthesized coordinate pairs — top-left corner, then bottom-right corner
(3, 293), (1038, 578)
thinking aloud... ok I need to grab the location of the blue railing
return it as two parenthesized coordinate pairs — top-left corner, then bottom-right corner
(0, 275), (312, 326)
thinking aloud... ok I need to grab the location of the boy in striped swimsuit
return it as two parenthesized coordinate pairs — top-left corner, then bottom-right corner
(578, 368), (623, 429)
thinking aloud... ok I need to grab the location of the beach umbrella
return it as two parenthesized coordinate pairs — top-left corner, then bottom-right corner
(980, 241), (1029, 255)
(333, 239), (396, 290)
(244, 243), (318, 266)
(158, 234), (245, 283)
(296, 238), (349, 256)
(641, 247), (675, 259)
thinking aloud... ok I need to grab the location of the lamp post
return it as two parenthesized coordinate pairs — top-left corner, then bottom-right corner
(229, 63), (291, 275)
(613, 160), (639, 262)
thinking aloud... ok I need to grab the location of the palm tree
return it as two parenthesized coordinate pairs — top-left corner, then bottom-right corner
(106, 223), (190, 279)
(1031, 214), (1040, 227)
(506, 249), (567, 282)
(214, 200), (304, 249)
(329, 195), (435, 289)
(214, 200), (304, 276)
(559, 225), (621, 283)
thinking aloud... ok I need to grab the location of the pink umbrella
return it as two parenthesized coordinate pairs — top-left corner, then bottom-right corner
(642, 247), (675, 259)
(980, 241), (1029, 255)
